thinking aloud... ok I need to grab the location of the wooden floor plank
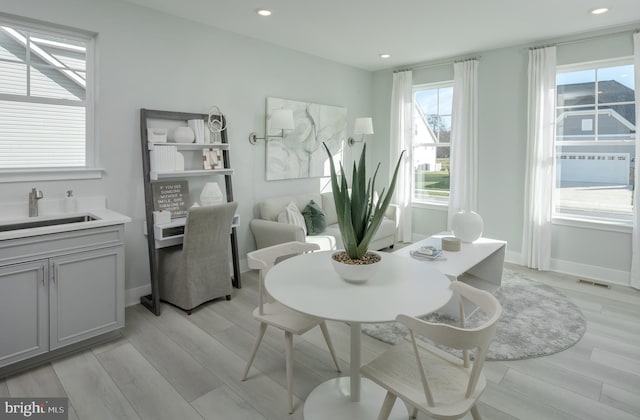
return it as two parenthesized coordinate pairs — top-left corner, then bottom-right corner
(131, 300), (304, 419)
(591, 347), (640, 376)
(600, 383), (640, 417)
(95, 342), (202, 420)
(502, 357), (602, 400)
(52, 350), (141, 420)
(500, 368), (637, 420)
(479, 381), (581, 420)
(0, 379), (8, 396)
(6, 364), (67, 397)
(123, 307), (223, 402)
(191, 385), (267, 420)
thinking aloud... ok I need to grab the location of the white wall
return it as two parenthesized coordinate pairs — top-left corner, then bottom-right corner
(372, 29), (635, 285)
(1, 0), (372, 293)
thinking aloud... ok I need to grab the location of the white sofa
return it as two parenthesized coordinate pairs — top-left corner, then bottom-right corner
(250, 192), (398, 251)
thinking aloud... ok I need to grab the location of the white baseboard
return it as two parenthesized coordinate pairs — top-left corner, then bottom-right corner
(125, 283), (151, 307)
(550, 258), (630, 286)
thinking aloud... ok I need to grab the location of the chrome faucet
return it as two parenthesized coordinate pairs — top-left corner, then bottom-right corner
(28, 187), (43, 217)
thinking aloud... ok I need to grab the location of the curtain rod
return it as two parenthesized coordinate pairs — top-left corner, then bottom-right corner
(394, 56), (480, 73)
(530, 27), (639, 50)
(397, 26), (639, 71)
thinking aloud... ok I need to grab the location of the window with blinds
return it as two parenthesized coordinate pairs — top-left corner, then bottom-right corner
(0, 20), (92, 169)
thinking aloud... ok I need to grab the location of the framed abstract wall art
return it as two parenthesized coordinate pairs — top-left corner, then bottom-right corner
(265, 97), (346, 180)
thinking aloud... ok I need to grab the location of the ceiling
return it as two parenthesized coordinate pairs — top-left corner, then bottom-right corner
(123, 0), (640, 71)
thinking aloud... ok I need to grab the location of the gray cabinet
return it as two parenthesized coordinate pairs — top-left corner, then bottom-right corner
(0, 260), (48, 367)
(50, 246), (124, 350)
(0, 225), (125, 370)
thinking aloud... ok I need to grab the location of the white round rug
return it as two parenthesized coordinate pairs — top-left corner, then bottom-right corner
(361, 268), (587, 361)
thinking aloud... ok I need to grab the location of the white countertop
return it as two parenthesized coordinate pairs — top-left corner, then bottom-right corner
(0, 196), (131, 241)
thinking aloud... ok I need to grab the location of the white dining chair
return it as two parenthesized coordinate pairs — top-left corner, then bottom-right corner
(361, 281), (502, 420)
(242, 241), (341, 414)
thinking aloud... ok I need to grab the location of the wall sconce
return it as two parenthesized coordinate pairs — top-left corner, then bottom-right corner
(348, 117), (374, 146)
(248, 108), (295, 145)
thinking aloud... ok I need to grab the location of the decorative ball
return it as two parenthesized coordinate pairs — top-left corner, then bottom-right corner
(173, 126), (195, 143)
(451, 210), (484, 243)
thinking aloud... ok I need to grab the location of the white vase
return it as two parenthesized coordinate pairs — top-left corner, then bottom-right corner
(200, 182), (224, 207)
(331, 251), (381, 283)
(173, 126), (195, 143)
(451, 210), (484, 243)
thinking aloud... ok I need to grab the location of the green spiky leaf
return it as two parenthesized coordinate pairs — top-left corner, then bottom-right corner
(323, 142), (405, 260)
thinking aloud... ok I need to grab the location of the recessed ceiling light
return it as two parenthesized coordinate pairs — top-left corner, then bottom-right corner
(379, 53), (391, 59)
(257, 9), (272, 17)
(590, 7), (609, 15)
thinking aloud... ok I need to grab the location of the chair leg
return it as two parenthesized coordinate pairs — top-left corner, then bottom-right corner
(411, 406), (418, 419)
(284, 331), (294, 414)
(242, 323), (268, 380)
(470, 404), (482, 420)
(377, 391), (397, 420)
(319, 322), (341, 372)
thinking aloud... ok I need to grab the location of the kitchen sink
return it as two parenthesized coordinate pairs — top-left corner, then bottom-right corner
(0, 215), (99, 232)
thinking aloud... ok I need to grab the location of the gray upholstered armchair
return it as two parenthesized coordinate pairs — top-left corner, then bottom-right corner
(158, 202), (238, 313)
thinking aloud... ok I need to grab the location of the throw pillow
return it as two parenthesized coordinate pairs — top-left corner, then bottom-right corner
(277, 201), (307, 235)
(302, 200), (327, 235)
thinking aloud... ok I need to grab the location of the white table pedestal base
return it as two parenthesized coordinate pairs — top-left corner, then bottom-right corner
(303, 377), (407, 420)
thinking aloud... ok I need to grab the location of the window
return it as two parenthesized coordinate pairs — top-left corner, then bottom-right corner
(0, 17), (94, 172)
(412, 82), (453, 205)
(554, 59), (635, 223)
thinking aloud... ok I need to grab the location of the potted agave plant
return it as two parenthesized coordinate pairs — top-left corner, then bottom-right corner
(324, 143), (404, 282)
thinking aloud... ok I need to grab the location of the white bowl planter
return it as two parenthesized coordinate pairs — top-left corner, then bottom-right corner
(331, 251), (381, 283)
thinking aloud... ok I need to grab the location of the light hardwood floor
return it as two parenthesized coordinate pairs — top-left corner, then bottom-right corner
(1, 262), (639, 420)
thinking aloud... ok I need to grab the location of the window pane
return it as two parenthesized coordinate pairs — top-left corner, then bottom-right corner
(413, 145), (450, 201)
(556, 106), (595, 141)
(0, 61), (26, 95)
(0, 100), (85, 168)
(416, 89), (438, 115)
(557, 69), (595, 107)
(31, 64), (85, 100)
(29, 31), (86, 72)
(598, 65), (634, 104)
(597, 105), (635, 140)
(438, 87), (453, 114)
(438, 115), (451, 143)
(0, 27), (25, 61)
(555, 144), (634, 217)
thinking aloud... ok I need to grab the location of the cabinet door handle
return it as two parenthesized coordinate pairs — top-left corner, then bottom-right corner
(48, 260), (56, 285)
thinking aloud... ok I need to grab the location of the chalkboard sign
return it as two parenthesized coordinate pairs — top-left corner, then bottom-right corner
(152, 181), (190, 218)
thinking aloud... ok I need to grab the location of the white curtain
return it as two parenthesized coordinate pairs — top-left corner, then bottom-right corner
(389, 70), (413, 242)
(631, 33), (640, 289)
(522, 46), (556, 270)
(448, 59), (479, 229)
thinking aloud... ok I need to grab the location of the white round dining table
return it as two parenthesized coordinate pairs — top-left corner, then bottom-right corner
(265, 250), (452, 420)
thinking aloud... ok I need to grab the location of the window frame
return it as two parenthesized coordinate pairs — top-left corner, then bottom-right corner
(411, 81), (454, 208)
(553, 57), (635, 227)
(0, 13), (101, 183)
